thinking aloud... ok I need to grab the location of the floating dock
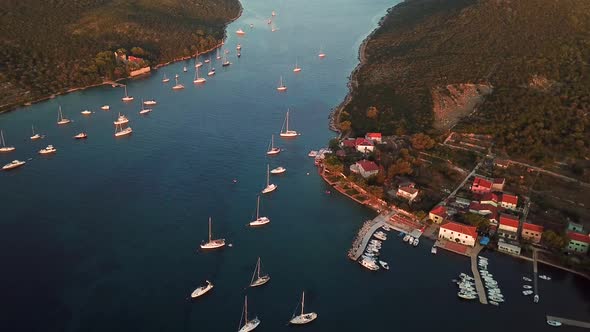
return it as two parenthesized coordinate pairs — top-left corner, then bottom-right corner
(348, 211), (395, 261)
(470, 245), (488, 304)
(546, 315), (590, 329)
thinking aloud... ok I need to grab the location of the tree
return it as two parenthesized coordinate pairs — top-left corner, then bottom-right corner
(411, 133), (435, 150)
(366, 106), (379, 119)
(329, 138), (340, 151)
(130, 47), (146, 57)
(542, 230), (567, 251)
(339, 120), (351, 132)
(387, 159), (413, 179)
(463, 212), (490, 232)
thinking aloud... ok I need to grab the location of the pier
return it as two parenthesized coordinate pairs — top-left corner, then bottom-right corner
(470, 245), (488, 304)
(533, 248), (539, 302)
(546, 316), (590, 329)
(348, 211), (394, 261)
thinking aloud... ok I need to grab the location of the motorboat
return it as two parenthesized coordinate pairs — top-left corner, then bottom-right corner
(522, 276), (532, 282)
(81, 110), (92, 115)
(308, 150), (318, 157)
(39, 145), (57, 154)
(190, 280), (213, 298)
(457, 292), (477, 300)
(200, 217), (226, 249)
(289, 291), (318, 325)
(266, 135), (281, 155)
(101, 105), (110, 110)
(522, 290), (534, 296)
(144, 100), (157, 106)
(270, 166), (286, 174)
(539, 275), (551, 281)
(489, 301), (499, 306)
(0, 130), (15, 152)
(359, 258), (379, 271)
(74, 132), (88, 139)
(413, 238), (419, 247)
(183, 66), (188, 72)
(547, 320), (562, 327)
(114, 125), (132, 137)
(382, 225), (391, 231)
(403, 234), (410, 242)
(57, 106), (71, 125)
(523, 285), (532, 289)
(379, 260), (389, 270)
(2, 160), (25, 170)
(408, 237), (415, 245)
(249, 257), (270, 287)
(261, 165), (277, 194)
(431, 246), (437, 254)
(236, 44), (242, 51)
(236, 28), (246, 36)
(237, 296), (260, 332)
(250, 196), (270, 227)
(534, 295), (539, 303)
(373, 232), (387, 241)
(113, 113), (129, 125)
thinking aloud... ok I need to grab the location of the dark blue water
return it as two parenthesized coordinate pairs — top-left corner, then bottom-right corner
(1, 0), (588, 331)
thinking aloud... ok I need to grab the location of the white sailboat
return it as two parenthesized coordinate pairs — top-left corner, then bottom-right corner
(261, 164), (277, 194)
(271, 22), (277, 32)
(318, 47), (326, 58)
(216, 48), (221, 60)
(289, 291), (318, 325)
(279, 110), (299, 138)
(172, 76), (185, 90)
(144, 99), (157, 106)
(266, 134), (281, 155)
(193, 66), (206, 84)
(57, 106), (71, 125)
(249, 257), (270, 287)
(293, 58), (302, 73)
(0, 130), (16, 152)
(222, 53), (231, 67)
(204, 56), (211, 64)
(139, 99), (152, 115)
(270, 166), (286, 174)
(190, 280), (213, 298)
(276, 76), (287, 92)
(30, 125), (41, 140)
(162, 73), (170, 83)
(2, 160), (25, 170)
(250, 196), (270, 227)
(200, 217), (226, 249)
(195, 60), (203, 68)
(238, 296), (260, 332)
(122, 85), (134, 101)
(207, 60), (216, 76)
(114, 123), (132, 137)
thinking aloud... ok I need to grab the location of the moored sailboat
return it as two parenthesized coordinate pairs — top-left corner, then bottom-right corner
(293, 58), (302, 73)
(279, 110), (299, 138)
(193, 66), (206, 84)
(190, 280), (213, 299)
(0, 130), (16, 152)
(276, 76), (287, 92)
(57, 106), (71, 125)
(249, 257), (270, 287)
(200, 217), (226, 249)
(250, 196), (270, 226)
(162, 73), (170, 83)
(238, 296), (260, 332)
(30, 125), (42, 140)
(266, 134), (281, 155)
(289, 291), (318, 325)
(114, 123), (132, 137)
(139, 99), (152, 115)
(261, 164), (277, 194)
(270, 166), (286, 174)
(172, 76), (185, 90)
(122, 85), (134, 101)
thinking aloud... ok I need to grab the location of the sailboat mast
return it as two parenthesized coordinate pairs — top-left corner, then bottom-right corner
(286, 110), (289, 131)
(124, 85), (128, 97)
(1, 130), (4, 146)
(31, 125), (35, 135)
(208, 217), (212, 242)
(301, 291), (305, 315)
(256, 196), (260, 219)
(244, 296), (249, 324)
(266, 164), (270, 186)
(271, 135), (274, 149)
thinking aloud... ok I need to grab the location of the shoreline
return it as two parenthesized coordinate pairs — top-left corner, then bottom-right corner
(0, 3), (244, 115)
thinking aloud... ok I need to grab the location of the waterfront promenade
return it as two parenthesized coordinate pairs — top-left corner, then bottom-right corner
(546, 316), (590, 329)
(470, 245), (488, 304)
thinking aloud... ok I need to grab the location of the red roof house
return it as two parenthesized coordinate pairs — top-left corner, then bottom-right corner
(438, 221), (478, 247)
(480, 192), (500, 206)
(567, 232), (590, 254)
(492, 178), (506, 191)
(365, 132), (382, 143)
(355, 160), (379, 179)
(501, 193), (518, 210)
(429, 205), (448, 223)
(521, 222), (544, 243)
(471, 176), (493, 194)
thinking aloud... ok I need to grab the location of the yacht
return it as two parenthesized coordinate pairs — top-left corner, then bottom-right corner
(293, 58), (302, 73)
(113, 113), (129, 125)
(81, 110), (92, 115)
(200, 217), (226, 249)
(270, 166), (286, 174)
(122, 85), (134, 101)
(39, 145), (57, 154)
(276, 76), (287, 91)
(522, 276), (532, 282)
(162, 74), (170, 83)
(266, 135), (281, 155)
(30, 125), (42, 140)
(408, 237), (415, 245)
(0, 130), (16, 152)
(193, 66), (206, 84)
(190, 280), (213, 298)
(403, 234), (411, 242)
(457, 292), (477, 300)
(534, 295), (539, 303)
(379, 260), (390, 270)
(237, 296), (260, 332)
(539, 275), (551, 281)
(261, 164), (277, 194)
(236, 28), (246, 36)
(359, 258), (379, 271)
(172, 77), (185, 90)
(249, 257), (270, 287)
(114, 124), (132, 137)
(57, 106), (71, 125)
(101, 105), (110, 110)
(74, 132), (88, 139)
(139, 100), (152, 115)
(144, 99), (157, 106)
(522, 285), (532, 289)
(289, 291), (318, 325)
(2, 160), (25, 170)
(547, 320), (562, 327)
(250, 196), (270, 227)
(279, 110), (299, 137)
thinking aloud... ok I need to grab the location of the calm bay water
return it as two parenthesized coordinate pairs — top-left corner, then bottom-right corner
(1, 0), (589, 331)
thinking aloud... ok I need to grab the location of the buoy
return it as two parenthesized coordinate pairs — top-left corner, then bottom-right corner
(306, 172), (310, 175)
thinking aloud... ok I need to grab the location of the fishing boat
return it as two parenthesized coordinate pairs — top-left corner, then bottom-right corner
(249, 257), (270, 287)
(81, 110), (92, 115)
(101, 105), (110, 110)
(122, 85), (134, 101)
(0, 130), (16, 152)
(30, 125), (42, 140)
(39, 145), (57, 155)
(236, 28), (246, 36)
(266, 135), (281, 155)
(200, 217), (226, 249)
(289, 291), (318, 325)
(113, 113), (129, 125)
(547, 320), (562, 327)
(139, 100), (152, 115)
(250, 196), (270, 226)
(261, 164), (277, 194)
(190, 280), (213, 298)
(431, 245), (437, 254)
(222, 53), (231, 67)
(114, 124), (132, 137)
(293, 58), (302, 73)
(2, 160), (25, 170)
(193, 66), (206, 84)
(57, 106), (71, 125)
(144, 99), (157, 106)
(237, 296), (260, 332)
(172, 77), (185, 90)
(74, 132), (88, 139)
(270, 166), (286, 174)
(162, 74), (170, 83)
(279, 110), (299, 138)
(379, 260), (390, 270)
(276, 76), (287, 92)
(318, 47), (326, 58)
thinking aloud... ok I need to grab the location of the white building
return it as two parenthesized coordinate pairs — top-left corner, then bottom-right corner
(438, 221), (477, 247)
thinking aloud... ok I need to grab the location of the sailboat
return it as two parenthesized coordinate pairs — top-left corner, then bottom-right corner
(190, 280), (214, 299)
(139, 99), (152, 115)
(207, 60), (216, 76)
(270, 166), (286, 174)
(162, 73), (170, 83)
(113, 112), (129, 125)
(204, 56), (211, 64)
(293, 58), (302, 73)
(238, 296), (260, 332)
(216, 48), (221, 60)
(193, 66), (206, 84)
(195, 60), (203, 68)
(114, 123), (132, 137)
(289, 291), (318, 325)
(30, 125), (41, 140)
(250, 196), (270, 227)
(271, 22), (277, 32)
(56, 106), (71, 125)
(222, 53), (231, 67)
(266, 134), (281, 155)
(122, 85), (134, 101)
(276, 76), (287, 92)
(318, 47), (326, 58)
(279, 110), (299, 138)
(249, 257), (270, 286)
(0, 130), (16, 152)
(261, 164), (277, 194)
(172, 76), (185, 90)
(200, 217), (226, 249)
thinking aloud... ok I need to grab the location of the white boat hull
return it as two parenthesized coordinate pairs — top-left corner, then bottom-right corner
(250, 276), (270, 287)
(238, 318), (260, 332)
(270, 167), (286, 174)
(191, 281), (213, 298)
(261, 184), (277, 194)
(122, 97), (134, 102)
(3, 161), (25, 170)
(194, 78), (206, 84)
(266, 148), (281, 155)
(57, 119), (71, 125)
(279, 131), (298, 138)
(250, 217), (270, 226)
(290, 312), (318, 325)
(200, 239), (226, 249)
(114, 128), (133, 137)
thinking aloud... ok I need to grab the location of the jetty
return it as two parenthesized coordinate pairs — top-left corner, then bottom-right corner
(533, 249), (539, 302)
(470, 245), (488, 304)
(348, 211), (394, 261)
(546, 315), (590, 329)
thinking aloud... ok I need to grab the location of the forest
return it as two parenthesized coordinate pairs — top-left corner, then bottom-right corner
(340, 0), (590, 165)
(0, 0), (241, 111)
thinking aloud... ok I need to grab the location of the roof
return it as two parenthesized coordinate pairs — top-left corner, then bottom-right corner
(355, 138), (374, 146)
(493, 178), (506, 184)
(499, 214), (520, 228)
(480, 192), (499, 203)
(472, 177), (492, 190)
(568, 231), (590, 244)
(440, 221), (478, 239)
(430, 205), (447, 218)
(494, 159), (509, 166)
(357, 160), (379, 172)
(522, 222), (544, 233)
(366, 132), (382, 139)
(398, 186), (418, 195)
(469, 202), (493, 212)
(342, 139), (356, 148)
(501, 193), (518, 205)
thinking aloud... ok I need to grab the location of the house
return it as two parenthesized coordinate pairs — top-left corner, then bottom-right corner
(127, 55), (143, 63)
(498, 239), (522, 255)
(521, 223), (543, 244)
(469, 202), (499, 228)
(498, 214), (520, 240)
(471, 176), (493, 194)
(429, 205), (448, 224)
(397, 186), (419, 202)
(480, 193), (500, 207)
(567, 221), (584, 233)
(365, 132), (382, 143)
(438, 221), (478, 247)
(355, 160), (379, 179)
(492, 178), (506, 191)
(494, 159), (510, 169)
(341, 139), (356, 149)
(355, 138), (374, 153)
(567, 232), (590, 254)
(500, 193), (518, 210)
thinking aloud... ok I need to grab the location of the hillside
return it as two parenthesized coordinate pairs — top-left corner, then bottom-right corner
(339, 0), (590, 166)
(0, 0), (241, 111)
